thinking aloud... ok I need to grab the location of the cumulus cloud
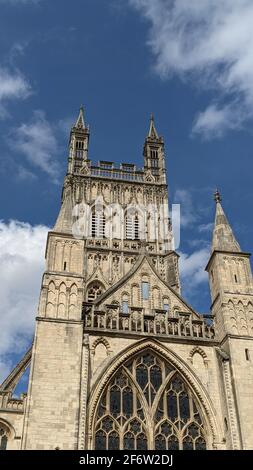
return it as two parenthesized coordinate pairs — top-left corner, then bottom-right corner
(192, 103), (244, 139)
(129, 0), (253, 138)
(0, 220), (49, 383)
(9, 110), (60, 182)
(179, 247), (210, 292)
(0, 67), (31, 118)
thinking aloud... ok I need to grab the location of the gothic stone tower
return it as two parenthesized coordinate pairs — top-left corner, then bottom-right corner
(0, 108), (253, 450)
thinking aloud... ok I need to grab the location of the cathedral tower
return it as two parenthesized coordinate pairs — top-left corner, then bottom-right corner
(0, 109), (253, 450)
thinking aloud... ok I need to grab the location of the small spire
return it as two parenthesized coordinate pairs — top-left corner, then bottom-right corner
(214, 189), (222, 204)
(148, 113), (159, 139)
(74, 105), (85, 129)
(211, 192), (241, 253)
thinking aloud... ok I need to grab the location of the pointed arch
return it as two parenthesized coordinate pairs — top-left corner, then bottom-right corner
(91, 337), (112, 356)
(87, 340), (221, 450)
(152, 286), (161, 309)
(0, 419), (15, 450)
(189, 347), (208, 362)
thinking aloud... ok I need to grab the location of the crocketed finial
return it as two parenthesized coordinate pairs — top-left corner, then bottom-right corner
(214, 189), (222, 204)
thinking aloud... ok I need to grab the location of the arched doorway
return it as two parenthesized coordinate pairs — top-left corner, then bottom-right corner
(91, 349), (207, 450)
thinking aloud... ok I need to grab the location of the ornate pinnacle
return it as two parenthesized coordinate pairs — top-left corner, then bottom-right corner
(214, 189), (222, 204)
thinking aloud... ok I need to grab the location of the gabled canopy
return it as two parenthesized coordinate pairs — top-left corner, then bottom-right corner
(94, 252), (200, 319)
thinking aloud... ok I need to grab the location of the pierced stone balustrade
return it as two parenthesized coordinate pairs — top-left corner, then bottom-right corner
(83, 304), (215, 341)
(0, 391), (26, 412)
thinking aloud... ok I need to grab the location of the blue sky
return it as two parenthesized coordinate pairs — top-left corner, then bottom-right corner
(0, 0), (252, 384)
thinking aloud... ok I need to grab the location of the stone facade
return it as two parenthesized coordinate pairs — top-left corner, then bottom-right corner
(0, 109), (252, 450)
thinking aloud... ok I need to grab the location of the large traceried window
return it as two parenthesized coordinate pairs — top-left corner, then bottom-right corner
(93, 351), (207, 450)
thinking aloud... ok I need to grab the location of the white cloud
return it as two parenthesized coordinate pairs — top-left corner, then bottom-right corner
(9, 110), (60, 182)
(192, 103), (244, 139)
(0, 67), (31, 118)
(0, 220), (48, 383)
(129, 0), (253, 137)
(179, 247), (209, 291)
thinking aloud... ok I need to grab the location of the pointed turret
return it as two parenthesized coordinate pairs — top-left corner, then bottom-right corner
(148, 113), (159, 139)
(74, 105), (85, 129)
(68, 105), (90, 174)
(211, 190), (241, 253)
(143, 114), (166, 183)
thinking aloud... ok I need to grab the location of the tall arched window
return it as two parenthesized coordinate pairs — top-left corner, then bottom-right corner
(0, 423), (10, 450)
(125, 213), (140, 240)
(87, 282), (104, 302)
(122, 294), (129, 314)
(93, 350), (207, 450)
(91, 207), (105, 238)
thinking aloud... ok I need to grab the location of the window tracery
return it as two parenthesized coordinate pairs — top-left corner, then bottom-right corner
(87, 282), (104, 302)
(93, 350), (207, 450)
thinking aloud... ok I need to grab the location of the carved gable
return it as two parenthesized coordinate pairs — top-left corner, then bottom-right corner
(95, 255), (199, 319)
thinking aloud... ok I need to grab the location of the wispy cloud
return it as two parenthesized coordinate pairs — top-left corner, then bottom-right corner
(174, 189), (197, 228)
(0, 67), (31, 118)
(8, 110), (61, 182)
(129, 0), (253, 138)
(0, 220), (48, 383)
(198, 222), (213, 233)
(16, 165), (37, 181)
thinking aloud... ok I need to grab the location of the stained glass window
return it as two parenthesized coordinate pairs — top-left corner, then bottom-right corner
(93, 350), (207, 450)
